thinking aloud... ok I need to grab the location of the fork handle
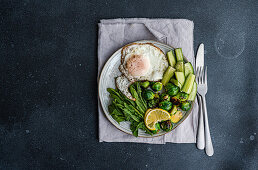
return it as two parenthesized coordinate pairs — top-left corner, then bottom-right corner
(196, 94), (205, 150)
(202, 96), (214, 156)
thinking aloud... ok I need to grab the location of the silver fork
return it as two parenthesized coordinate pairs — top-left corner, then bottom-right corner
(196, 66), (214, 156)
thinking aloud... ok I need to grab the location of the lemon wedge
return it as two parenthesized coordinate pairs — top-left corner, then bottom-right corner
(144, 108), (170, 130)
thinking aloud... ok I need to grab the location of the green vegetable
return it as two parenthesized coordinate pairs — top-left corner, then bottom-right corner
(170, 78), (182, 89)
(180, 101), (192, 111)
(159, 100), (173, 111)
(160, 120), (173, 132)
(161, 66), (176, 86)
(171, 97), (181, 106)
(182, 74), (195, 94)
(184, 62), (194, 78)
(175, 61), (184, 72)
(188, 82), (197, 101)
(160, 93), (171, 101)
(143, 89), (155, 100)
(167, 50), (176, 67)
(165, 83), (180, 96)
(171, 110), (183, 123)
(135, 82), (147, 110)
(129, 84), (146, 114)
(151, 123), (161, 134)
(175, 72), (185, 86)
(176, 92), (189, 101)
(130, 122), (152, 137)
(147, 98), (159, 108)
(170, 105), (177, 115)
(152, 82), (163, 91)
(175, 48), (184, 61)
(140, 81), (150, 88)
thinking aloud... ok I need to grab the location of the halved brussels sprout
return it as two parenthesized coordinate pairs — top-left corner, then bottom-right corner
(152, 82), (163, 91)
(159, 100), (173, 111)
(143, 90), (155, 100)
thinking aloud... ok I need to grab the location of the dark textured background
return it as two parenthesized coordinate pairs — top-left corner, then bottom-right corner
(0, 0), (257, 169)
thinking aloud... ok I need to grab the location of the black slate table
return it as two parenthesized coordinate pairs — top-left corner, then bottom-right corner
(0, 0), (257, 169)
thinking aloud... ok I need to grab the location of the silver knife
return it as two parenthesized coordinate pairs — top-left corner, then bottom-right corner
(195, 43), (204, 69)
(196, 43), (205, 150)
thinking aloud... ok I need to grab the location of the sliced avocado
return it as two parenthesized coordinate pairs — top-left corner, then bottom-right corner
(184, 62), (194, 78)
(161, 66), (176, 86)
(170, 78), (182, 89)
(175, 61), (184, 73)
(175, 72), (185, 86)
(182, 74), (195, 94)
(167, 50), (176, 67)
(175, 48), (184, 61)
(171, 110), (183, 123)
(188, 81), (197, 101)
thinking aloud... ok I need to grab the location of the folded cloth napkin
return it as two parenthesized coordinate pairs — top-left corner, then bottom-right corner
(98, 18), (198, 144)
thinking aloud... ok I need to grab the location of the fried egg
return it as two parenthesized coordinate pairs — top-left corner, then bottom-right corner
(116, 43), (168, 100)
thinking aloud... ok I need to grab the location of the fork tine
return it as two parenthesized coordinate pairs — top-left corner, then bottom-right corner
(205, 66), (207, 85)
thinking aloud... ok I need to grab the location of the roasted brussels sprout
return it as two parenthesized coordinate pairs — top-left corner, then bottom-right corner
(151, 123), (161, 134)
(180, 101), (191, 111)
(160, 93), (171, 101)
(165, 83), (180, 96)
(143, 90), (155, 100)
(160, 120), (173, 132)
(176, 92), (189, 101)
(147, 98), (159, 108)
(159, 100), (173, 111)
(149, 81), (156, 86)
(154, 93), (160, 99)
(140, 81), (150, 88)
(151, 82), (163, 91)
(171, 97), (181, 106)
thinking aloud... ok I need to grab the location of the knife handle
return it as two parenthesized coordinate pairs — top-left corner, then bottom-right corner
(196, 94), (205, 150)
(202, 95), (214, 156)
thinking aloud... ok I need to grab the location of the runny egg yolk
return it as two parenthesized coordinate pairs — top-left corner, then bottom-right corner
(126, 54), (150, 77)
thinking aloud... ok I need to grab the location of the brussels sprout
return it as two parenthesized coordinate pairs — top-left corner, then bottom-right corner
(151, 123), (161, 134)
(143, 90), (155, 100)
(180, 101), (191, 111)
(160, 93), (171, 101)
(171, 97), (181, 106)
(176, 92), (189, 101)
(154, 93), (160, 99)
(160, 120), (173, 132)
(149, 81), (156, 86)
(152, 82), (163, 91)
(140, 81), (150, 88)
(159, 100), (173, 111)
(165, 83), (179, 96)
(147, 98), (159, 108)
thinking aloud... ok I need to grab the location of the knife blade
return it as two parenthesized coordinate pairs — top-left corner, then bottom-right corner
(195, 43), (204, 70)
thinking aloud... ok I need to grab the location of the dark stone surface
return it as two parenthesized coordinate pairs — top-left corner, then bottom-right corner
(0, 0), (257, 169)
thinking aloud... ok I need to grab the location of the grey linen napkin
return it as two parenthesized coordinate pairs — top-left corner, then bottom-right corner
(98, 18), (198, 144)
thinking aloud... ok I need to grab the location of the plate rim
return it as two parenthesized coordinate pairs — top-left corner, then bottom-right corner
(98, 40), (194, 138)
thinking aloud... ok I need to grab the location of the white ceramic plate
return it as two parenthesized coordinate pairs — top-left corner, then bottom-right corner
(98, 40), (193, 137)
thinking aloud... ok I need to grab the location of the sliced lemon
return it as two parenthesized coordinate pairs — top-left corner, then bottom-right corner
(144, 108), (170, 130)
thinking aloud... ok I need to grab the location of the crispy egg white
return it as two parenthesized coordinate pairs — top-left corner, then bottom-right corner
(116, 43), (168, 100)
